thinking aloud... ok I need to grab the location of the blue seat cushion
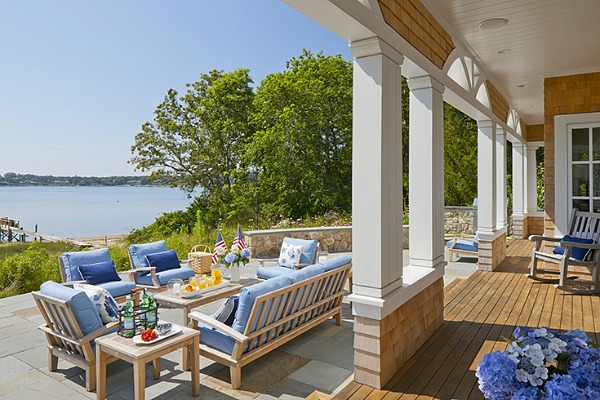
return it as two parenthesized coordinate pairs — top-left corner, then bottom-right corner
(289, 264), (325, 284)
(553, 235), (594, 261)
(146, 250), (180, 273)
(282, 238), (318, 265)
(256, 266), (295, 280)
(447, 238), (478, 253)
(318, 255), (352, 272)
(61, 248), (111, 282)
(40, 281), (103, 336)
(135, 267), (194, 286)
(78, 261), (121, 285)
(231, 274), (294, 333)
(197, 322), (236, 355)
(97, 281), (137, 298)
(128, 241), (168, 269)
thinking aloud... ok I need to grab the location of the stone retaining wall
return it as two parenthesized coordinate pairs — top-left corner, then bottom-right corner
(444, 206), (474, 234)
(245, 227), (352, 258)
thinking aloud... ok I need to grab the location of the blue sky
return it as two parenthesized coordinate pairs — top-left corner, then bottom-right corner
(0, 1), (350, 177)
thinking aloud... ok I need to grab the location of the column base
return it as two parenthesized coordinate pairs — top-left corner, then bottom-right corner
(478, 232), (507, 271)
(513, 213), (545, 239)
(353, 278), (444, 389)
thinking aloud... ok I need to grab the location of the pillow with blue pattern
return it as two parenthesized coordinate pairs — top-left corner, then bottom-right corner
(278, 242), (303, 269)
(74, 283), (119, 324)
(211, 295), (239, 326)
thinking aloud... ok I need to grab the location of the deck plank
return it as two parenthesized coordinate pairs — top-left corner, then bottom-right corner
(330, 240), (600, 400)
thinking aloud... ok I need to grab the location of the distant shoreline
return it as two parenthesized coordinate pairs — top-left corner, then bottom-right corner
(74, 234), (128, 248)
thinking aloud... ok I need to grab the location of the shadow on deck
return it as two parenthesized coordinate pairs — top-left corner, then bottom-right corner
(332, 239), (600, 400)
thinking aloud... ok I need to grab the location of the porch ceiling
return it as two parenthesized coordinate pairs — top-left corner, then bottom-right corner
(424, 0), (600, 125)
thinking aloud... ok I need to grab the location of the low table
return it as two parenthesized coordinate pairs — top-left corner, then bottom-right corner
(153, 277), (260, 369)
(95, 323), (200, 400)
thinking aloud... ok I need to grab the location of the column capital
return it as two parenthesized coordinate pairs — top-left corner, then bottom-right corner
(477, 120), (494, 129)
(407, 75), (444, 93)
(350, 37), (404, 65)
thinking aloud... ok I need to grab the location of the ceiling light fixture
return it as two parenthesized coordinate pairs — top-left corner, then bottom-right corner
(497, 49), (511, 54)
(517, 84), (526, 88)
(479, 18), (509, 30)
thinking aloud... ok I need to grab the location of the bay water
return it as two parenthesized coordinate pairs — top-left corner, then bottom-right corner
(0, 186), (193, 238)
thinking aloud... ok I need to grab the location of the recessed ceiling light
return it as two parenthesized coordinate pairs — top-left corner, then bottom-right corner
(497, 49), (511, 54)
(517, 84), (526, 88)
(479, 18), (509, 30)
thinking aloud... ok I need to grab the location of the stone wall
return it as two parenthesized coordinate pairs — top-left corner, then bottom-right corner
(444, 206), (474, 234)
(245, 227), (352, 258)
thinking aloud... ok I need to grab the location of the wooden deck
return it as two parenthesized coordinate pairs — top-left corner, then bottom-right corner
(333, 239), (600, 400)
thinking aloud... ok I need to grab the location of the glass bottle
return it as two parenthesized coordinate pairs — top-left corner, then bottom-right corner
(123, 295), (135, 338)
(140, 289), (149, 327)
(147, 293), (157, 329)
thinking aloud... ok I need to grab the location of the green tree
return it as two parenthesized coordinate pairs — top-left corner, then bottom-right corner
(443, 103), (478, 206)
(248, 50), (353, 221)
(130, 69), (255, 225)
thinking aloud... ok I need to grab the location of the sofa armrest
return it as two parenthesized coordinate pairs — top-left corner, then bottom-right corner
(559, 241), (600, 250)
(529, 235), (562, 251)
(126, 267), (160, 287)
(39, 321), (119, 346)
(188, 311), (248, 343)
(60, 280), (86, 286)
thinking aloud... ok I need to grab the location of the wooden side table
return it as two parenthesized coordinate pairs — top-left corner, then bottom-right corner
(95, 323), (200, 400)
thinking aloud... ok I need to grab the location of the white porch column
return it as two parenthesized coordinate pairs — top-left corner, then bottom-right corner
(408, 76), (445, 269)
(526, 145), (539, 214)
(349, 37), (444, 389)
(496, 128), (507, 229)
(350, 37), (404, 300)
(512, 142), (526, 218)
(478, 120), (497, 234)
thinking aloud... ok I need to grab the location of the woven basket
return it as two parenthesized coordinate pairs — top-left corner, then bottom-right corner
(188, 244), (212, 275)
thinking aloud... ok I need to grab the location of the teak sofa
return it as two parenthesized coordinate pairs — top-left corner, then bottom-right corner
(189, 255), (352, 389)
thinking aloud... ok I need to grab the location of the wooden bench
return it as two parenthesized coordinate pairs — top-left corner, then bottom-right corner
(528, 208), (600, 294)
(189, 258), (352, 389)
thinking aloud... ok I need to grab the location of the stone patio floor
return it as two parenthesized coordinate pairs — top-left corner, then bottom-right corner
(0, 251), (477, 400)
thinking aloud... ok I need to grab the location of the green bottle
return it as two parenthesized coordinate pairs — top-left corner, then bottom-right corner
(147, 293), (157, 329)
(123, 295), (135, 338)
(140, 289), (149, 326)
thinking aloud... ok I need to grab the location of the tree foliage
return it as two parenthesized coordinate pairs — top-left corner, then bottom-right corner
(443, 103), (478, 206)
(247, 50), (353, 221)
(130, 69), (255, 225)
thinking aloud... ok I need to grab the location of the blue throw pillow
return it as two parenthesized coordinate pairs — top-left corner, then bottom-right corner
(78, 261), (121, 285)
(211, 295), (239, 326)
(146, 250), (180, 273)
(553, 235), (594, 261)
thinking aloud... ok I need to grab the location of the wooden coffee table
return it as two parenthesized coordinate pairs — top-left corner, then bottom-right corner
(95, 323), (199, 400)
(153, 277), (260, 369)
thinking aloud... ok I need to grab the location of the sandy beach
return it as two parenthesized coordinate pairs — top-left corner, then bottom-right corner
(75, 234), (127, 248)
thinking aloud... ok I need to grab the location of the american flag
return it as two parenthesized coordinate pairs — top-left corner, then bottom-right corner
(211, 230), (227, 264)
(232, 225), (246, 250)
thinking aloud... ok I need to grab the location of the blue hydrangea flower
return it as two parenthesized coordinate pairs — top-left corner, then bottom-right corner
(241, 248), (251, 258)
(476, 351), (521, 400)
(225, 252), (237, 264)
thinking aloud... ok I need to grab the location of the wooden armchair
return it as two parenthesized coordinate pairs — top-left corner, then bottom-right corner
(33, 282), (118, 391)
(528, 209), (600, 294)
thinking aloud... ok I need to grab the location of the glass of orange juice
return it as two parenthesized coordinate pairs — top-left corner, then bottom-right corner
(190, 276), (198, 290)
(211, 266), (222, 285)
(198, 275), (208, 289)
(207, 275), (215, 287)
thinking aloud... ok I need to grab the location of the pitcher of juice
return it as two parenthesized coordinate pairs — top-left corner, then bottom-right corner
(211, 266), (223, 285)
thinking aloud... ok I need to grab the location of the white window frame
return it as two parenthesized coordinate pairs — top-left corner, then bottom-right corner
(568, 123), (600, 213)
(556, 113), (600, 236)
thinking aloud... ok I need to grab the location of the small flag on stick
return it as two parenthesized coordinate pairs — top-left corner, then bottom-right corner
(212, 230), (227, 264)
(232, 225), (246, 250)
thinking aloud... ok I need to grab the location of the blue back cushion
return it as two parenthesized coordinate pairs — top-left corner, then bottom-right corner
(231, 274), (294, 333)
(78, 261), (121, 285)
(553, 235), (594, 261)
(146, 250), (180, 273)
(318, 255), (352, 272)
(40, 281), (103, 336)
(61, 248), (111, 282)
(282, 237), (318, 265)
(128, 240), (167, 269)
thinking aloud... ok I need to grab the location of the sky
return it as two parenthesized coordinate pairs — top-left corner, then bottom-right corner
(0, 0), (350, 177)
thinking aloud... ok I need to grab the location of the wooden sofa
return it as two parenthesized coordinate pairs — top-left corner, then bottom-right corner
(189, 255), (352, 389)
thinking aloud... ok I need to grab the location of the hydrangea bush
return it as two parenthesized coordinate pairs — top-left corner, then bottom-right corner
(476, 327), (600, 399)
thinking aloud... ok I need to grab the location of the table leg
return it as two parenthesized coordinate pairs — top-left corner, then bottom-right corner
(190, 335), (200, 396)
(152, 358), (160, 380)
(133, 361), (145, 400)
(182, 307), (191, 371)
(96, 345), (107, 400)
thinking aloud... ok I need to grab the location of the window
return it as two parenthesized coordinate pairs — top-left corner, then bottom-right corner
(570, 125), (600, 212)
